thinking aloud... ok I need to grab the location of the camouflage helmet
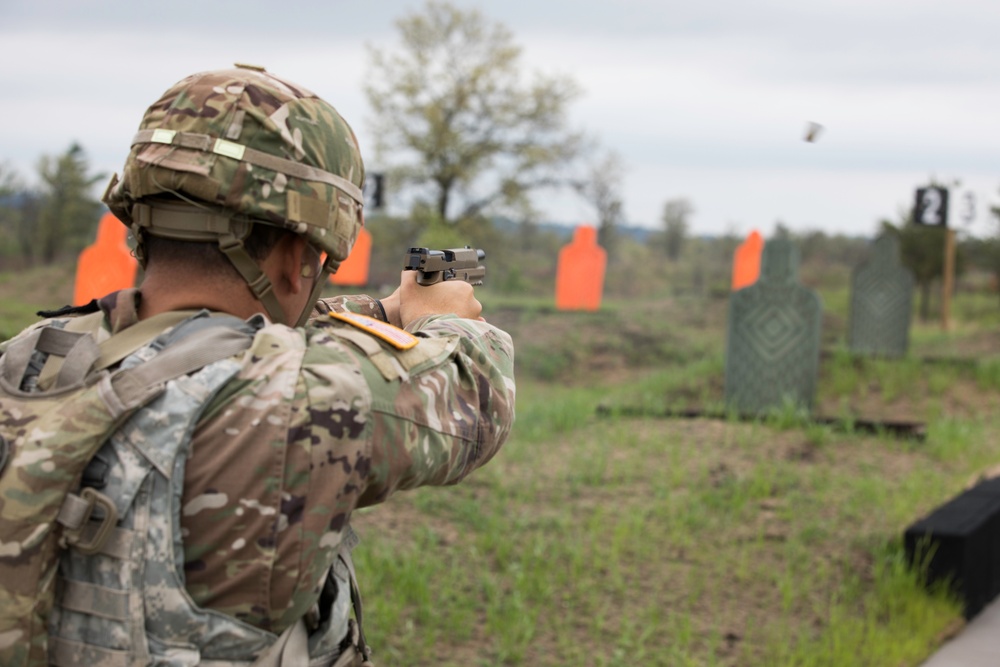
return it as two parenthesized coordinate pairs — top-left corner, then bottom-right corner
(103, 64), (365, 263)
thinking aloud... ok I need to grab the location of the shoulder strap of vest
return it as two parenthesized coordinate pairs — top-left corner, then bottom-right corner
(11, 310), (225, 392)
(1, 324), (99, 391)
(57, 320), (257, 555)
(104, 319), (255, 416)
(94, 309), (202, 371)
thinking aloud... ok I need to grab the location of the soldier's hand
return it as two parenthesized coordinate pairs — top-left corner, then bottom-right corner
(397, 270), (483, 327)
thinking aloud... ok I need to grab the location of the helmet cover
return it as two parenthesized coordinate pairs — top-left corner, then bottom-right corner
(103, 64), (365, 262)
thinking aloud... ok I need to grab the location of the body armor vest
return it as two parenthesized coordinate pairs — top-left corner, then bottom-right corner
(0, 312), (356, 666)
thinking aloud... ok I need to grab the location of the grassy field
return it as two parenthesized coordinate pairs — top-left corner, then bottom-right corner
(349, 287), (999, 666)
(2, 264), (999, 665)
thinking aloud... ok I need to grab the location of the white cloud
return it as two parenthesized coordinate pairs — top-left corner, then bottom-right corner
(1, 0), (998, 237)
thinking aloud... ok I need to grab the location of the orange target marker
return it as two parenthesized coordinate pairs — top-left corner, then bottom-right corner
(732, 230), (764, 291)
(555, 225), (606, 311)
(330, 227), (372, 287)
(73, 212), (138, 305)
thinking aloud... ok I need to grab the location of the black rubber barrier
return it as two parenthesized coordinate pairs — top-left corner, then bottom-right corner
(819, 349), (981, 370)
(904, 477), (1000, 620)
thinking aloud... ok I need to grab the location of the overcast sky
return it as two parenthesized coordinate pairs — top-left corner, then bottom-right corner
(2, 0), (998, 239)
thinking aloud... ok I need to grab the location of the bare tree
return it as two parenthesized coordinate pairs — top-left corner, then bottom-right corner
(365, 1), (586, 224)
(574, 149), (625, 255)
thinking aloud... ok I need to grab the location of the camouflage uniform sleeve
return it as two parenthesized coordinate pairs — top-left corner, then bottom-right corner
(311, 295), (387, 321)
(141, 312), (513, 634)
(359, 314), (515, 505)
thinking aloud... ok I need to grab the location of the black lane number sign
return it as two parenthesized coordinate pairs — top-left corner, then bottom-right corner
(914, 186), (949, 227)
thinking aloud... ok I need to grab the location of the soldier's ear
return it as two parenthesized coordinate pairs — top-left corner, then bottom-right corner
(299, 244), (322, 280)
(261, 234), (310, 296)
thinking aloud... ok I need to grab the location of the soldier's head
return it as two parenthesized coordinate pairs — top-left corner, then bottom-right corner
(102, 64), (365, 326)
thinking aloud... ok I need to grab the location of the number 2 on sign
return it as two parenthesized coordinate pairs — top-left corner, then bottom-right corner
(921, 188), (942, 225)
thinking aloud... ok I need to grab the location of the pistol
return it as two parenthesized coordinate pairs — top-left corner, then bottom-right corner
(404, 246), (486, 286)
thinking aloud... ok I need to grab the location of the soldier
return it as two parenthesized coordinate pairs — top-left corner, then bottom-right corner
(2, 65), (515, 666)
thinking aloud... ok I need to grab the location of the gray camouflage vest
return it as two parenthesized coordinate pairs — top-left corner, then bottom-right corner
(41, 316), (354, 666)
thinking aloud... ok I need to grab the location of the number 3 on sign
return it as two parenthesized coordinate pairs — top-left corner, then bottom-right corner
(961, 192), (976, 225)
(915, 186), (949, 227)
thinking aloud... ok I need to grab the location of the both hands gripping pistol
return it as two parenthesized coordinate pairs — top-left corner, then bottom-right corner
(404, 246), (486, 286)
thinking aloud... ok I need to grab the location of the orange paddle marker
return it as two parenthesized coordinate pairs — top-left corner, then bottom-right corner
(330, 227), (372, 286)
(731, 229), (764, 290)
(555, 225), (606, 311)
(73, 212), (138, 305)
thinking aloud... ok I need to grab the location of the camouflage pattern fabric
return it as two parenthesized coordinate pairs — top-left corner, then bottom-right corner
(49, 345), (280, 665)
(103, 66), (365, 263)
(29, 288), (515, 638)
(0, 361), (145, 665)
(0, 310), (258, 666)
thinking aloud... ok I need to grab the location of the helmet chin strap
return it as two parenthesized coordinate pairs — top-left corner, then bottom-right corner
(216, 232), (290, 325)
(129, 201), (338, 327)
(129, 201), (284, 325)
(293, 255), (337, 328)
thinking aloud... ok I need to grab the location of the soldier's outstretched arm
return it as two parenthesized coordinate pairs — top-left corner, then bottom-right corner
(364, 309), (514, 505)
(307, 273), (515, 507)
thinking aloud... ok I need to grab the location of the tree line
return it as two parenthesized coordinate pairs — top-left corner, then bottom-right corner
(1, 1), (998, 319)
(0, 144), (105, 268)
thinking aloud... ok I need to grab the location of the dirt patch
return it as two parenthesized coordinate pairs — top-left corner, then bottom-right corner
(352, 500), (463, 550)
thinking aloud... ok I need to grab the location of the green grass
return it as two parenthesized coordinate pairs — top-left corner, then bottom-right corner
(0, 297), (44, 340)
(352, 362), (990, 665)
(0, 264), (76, 339)
(4, 262), (998, 666)
(760, 540), (960, 666)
